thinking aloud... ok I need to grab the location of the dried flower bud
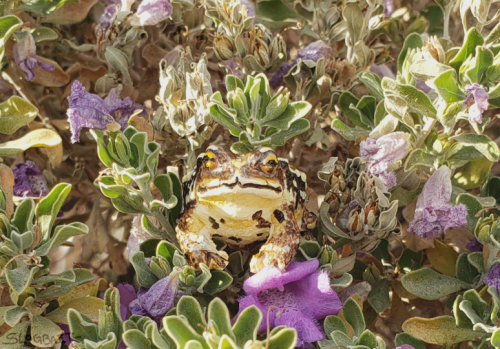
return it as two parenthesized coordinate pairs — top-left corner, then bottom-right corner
(424, 36), (446, 63)
(213, 34), (234, 61)
(363, 200), (379, 226)
(348, 210), (363, 233)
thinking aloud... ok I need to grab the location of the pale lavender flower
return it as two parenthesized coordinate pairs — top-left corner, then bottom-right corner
(466, 238), (483, 252)
(407, 166), (467, 240)
(13, 161), (48, 198)
(396, 346), (415, 349)
(464, 83), (489, 123)
(485, 264), (500, 293)
(67, 81), (144, 143)
(127, 216), (155, 257)
(13, 31), (54, 82)
(130, 268), (181, 326)
(359, 132), (411, 189)
(241, 0), (255, 19)
(270, 40), (332, 88)
(237, 259), (342, 345)
(384, 0), (394, 17)
(100, 4), (117, 30)
(131, 0), (173, 26)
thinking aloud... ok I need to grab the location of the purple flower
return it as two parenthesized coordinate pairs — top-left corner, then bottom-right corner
(241, 0), (255, 19)
(270, 40), (332, 88)
(105, 88), (145, 130)
(485, 263), (500, 293)
(12, 161), (48, 198)
(67, 81), (144, 143)
(384, 0), (394, 17)
(359, 132), (411, 189)
(237, 259), (342, 345)
(464, 83), (489, 123)
(100, 4), (117, 30)
(396, 346), (415, 349)
(13, 31), (54, 82)
(130, 268), (181, 326)
(466, 238), (483, 252)
(131, 0), (173, 26)
(407, 166), (467, 240)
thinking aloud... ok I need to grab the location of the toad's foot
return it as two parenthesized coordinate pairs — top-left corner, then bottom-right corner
(187, 249), (229, 270)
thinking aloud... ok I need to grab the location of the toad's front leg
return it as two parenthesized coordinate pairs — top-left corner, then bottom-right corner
(176, 214), (228, 270)
(249, 204), (300, 273)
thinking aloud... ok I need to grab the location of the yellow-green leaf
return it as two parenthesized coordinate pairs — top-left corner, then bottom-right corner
(0, 129), (62, 157)
(46, 296), (104, 324)
(402, 316), (483, 345)
(0, 96), (38, 135)
(426, 239), (457, 276)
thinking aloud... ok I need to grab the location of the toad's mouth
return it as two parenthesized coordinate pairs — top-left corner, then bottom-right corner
(198, 177), (282, 194)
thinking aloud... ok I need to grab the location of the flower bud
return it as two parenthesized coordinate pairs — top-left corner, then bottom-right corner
(348, 210), (363, 233)
(180, 265), (196, 286)
(424, 36), (446, 63)
(254, 39), (270, 67)
(213, 34), (235, 61)
(363, 200), (379, 226)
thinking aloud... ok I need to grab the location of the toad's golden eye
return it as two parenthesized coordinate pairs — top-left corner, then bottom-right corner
(203, 151), (217, 170)
(260, 155), (278, 175)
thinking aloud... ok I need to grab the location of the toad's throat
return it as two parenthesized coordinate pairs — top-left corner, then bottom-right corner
(198, 177), (282, 194)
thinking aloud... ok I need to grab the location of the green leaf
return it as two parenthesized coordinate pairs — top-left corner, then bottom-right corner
(4, 306), (29, 327)
(203, 270), (233, 295)
(266, 327), (297, 349)
(5, 263), (39, 297)
(409, 59), (452, 82)
(455, 253), (479, 284)
(451, 133), (500, 162)
(338, 92), (365, 128)
(382, 78), (437, 118)
(342, 2), (364, 44)
(456, 192), (484, 235)
(67, 308), (99, 342)
(38, 183), (72, 243)
(466, 46), (494, 83)
(208, 298), (235, 341)
(450, 28), (484, 71)
(0, 97), (39, 135)
(257, 0), (299, 22)
(398, 33), (424, 73)
(404, 149), (437, 171)
(398, 249), (423, 274)
(402, 316), (483, 345)
(232, 306), (262, 347)
(358, 72), (384, 102)
(30, 27), (58, 42)
(367, 279), (391, 313)
(394, 333), (426, 349)
(269, 118), (310, 146)
(46, 296), (104, 324)
(123, 329), (152, 349)
(15, 0), (79, 16)
(330, 330), (354, 346)
(401, 268), (471, 300)
(324, 315), (347, 338)
(433, 70), (465, 104)
(1, 321), (30, 349)
(105, 46), (132, 85)
(30, 315), (64, 347)
(0, 15), (23, 62)
(331, 119), (369, 141)
(225, 75), (244, 92)
(357, 330), (377, 348)
(177, 296), (206, 336)
(12, 198), (35, 234)
(37, 268), (94, 299)
(35, 222), (88, 256)
(163, 316), (208, 349)
(342, 298), (365, 338)
(209, 102), (242, 137)
(130, 252), (159, 288)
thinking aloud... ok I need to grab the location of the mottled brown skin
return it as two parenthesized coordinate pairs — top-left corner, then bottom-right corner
(176, 146), (316, 273)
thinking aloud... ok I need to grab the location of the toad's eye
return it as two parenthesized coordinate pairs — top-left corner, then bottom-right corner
(260, 155), (278, 175)
(203, 151), (217, 170)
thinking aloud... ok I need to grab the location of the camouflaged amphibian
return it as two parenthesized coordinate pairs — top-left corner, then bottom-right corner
(176, 146), (316, 273)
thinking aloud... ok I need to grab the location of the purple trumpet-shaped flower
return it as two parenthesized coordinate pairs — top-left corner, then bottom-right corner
(130, 268), (181, 326)
(359, 132), (411, 189)
(131, 0), (173, 26)
(13, 31), (54, 82)
(13, 161), (48, 198)
(270, 40), (332, 88)
(237, 259), (342, 345)
(66, 81), (144, 143)
(407, 166), (467, 240)
(241, 0), (255, 19)
(100, 4), (117, 30)
(485, 263), (500, 293)
(466, 238), (483, 252)
(464, 83), (489, 124)
(384, 0), (394, 17)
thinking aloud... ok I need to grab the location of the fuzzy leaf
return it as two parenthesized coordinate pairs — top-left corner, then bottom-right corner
(401, 268), (470, 300)
(0, 97), (39, 135)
